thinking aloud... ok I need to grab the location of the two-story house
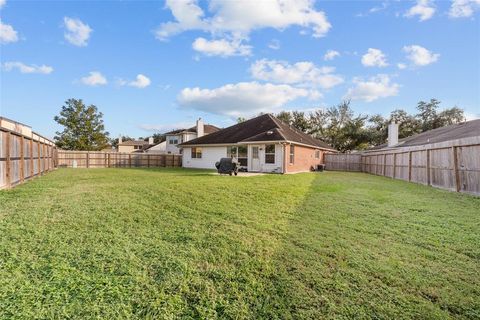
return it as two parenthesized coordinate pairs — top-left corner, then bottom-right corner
(164, 118), (220, 154)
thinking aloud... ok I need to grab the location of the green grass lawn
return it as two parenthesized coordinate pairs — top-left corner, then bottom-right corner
(0, 168), (479, 319)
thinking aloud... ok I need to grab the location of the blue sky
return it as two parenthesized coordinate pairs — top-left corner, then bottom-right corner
(1, 0), (479, 139)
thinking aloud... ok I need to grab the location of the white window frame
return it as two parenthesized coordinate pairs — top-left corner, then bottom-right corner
(191, 147), (202, 159)
(265, 144), (276, 164)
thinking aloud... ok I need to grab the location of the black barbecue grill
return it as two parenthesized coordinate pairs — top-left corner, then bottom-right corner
(215, 158), (239, 176)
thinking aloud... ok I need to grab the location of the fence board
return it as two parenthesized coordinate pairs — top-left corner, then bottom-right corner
(57, 151), (182, 169)
(325, 142), (480, 196)
(1, 118), (56, 189)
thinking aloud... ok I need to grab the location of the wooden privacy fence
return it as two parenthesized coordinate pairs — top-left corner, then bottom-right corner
(324, 154), (363, 172)
(325, 140), (480, 196)
(1, 117), (56, 189)
(57, 151), (182, 168)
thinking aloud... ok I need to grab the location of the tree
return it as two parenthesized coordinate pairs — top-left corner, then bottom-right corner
(389, 109), (421, 138)
(236, 117), (246, 123)
(152, 133), (166, 144)
(276, 111), (293, 125)
(416, 99), (465, 131)
(54, 98), (110, 150)
(416, 99), (441, 131)
(436, 106), (465, 127)
(291, 111), (311, 132)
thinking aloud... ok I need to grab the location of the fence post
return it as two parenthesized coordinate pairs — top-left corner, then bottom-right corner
(43, 143), (47, 172)
(108, 153), (111, 168)
(147, 154), (150, 168)
(5, 131), (11, 188)
(86, 152), (90, 168)
(452, 146), (461, 192)
(426, 149), (431, 186)
(30, 138), (34, 178)
(382, 154), (386, 176)
(408, 151), (412, 182)
(392, 153), (396, 179)
(20, 136), (25, 183)
(129, 154), (132, 167)
(37, 140), (41, 175)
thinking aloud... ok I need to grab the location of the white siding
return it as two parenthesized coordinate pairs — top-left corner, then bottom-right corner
(146, 141), (166, 153)
(183, 146), (227, 169)
(247, 143), (283, 173)
(166, 134), (182, 154)
(183, 144), (284, 173)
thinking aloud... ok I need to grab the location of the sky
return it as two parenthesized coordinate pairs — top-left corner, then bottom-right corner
(1, 0), (479, 140)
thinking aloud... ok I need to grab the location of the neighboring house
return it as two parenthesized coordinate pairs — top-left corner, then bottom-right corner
(145, 141), (167, 154)
(118, 137), (154, 153)
(180, 113), (336, 173)
(163, 118), (220, 154)
(366, 119), (480, 152)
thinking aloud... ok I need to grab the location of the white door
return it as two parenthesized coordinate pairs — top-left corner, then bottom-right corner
(251, 145), (261, 171)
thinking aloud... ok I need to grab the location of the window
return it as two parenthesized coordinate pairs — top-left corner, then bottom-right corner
(191, 147), (202, 158)
(315, 150), (320, 159)
(169, 139), (178, 145)
(227, 145), (248, 166)
(134, 145), (142, 150)
(265, 144), (275, 164)
(289, 145), (295, 164)
(252, 146), (259, 159)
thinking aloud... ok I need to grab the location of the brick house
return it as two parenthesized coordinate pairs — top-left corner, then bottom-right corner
(179, 113), (336, 173)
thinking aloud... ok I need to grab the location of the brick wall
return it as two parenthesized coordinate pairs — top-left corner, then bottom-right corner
(284, 144), (326, 173)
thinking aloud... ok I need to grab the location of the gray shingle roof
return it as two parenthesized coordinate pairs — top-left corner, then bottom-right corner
(165, 124), (220, 135)
(370, 119), (480, 150)
(180, 114), (335, 150)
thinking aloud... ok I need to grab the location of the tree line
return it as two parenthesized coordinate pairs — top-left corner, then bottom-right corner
(54, 98), (466, 152)
(271, 99), (465, 152)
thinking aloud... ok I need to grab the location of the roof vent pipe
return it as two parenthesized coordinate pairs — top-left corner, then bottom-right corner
(388, 122), (399, 147)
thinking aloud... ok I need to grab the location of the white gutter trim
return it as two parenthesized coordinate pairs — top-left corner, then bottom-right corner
(182, 140), (336, 152)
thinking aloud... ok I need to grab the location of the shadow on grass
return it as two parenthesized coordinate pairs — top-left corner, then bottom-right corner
(254, 172), (478, 319)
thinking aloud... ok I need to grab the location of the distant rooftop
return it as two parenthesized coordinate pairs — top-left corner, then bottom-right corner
(165, 124), (220, 135)
(369, 119), (480, 151)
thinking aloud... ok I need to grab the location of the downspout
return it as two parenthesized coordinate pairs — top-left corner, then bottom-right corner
(282, 142), (287, 174)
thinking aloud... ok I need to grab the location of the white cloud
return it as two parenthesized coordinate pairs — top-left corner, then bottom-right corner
(0, 0), (6, 9)
(397, 63), (407, 70)
(118, 74), (151, 88)
(3, 61), (53, 74)
(156, 0), (331, 56)
(344, 75), (399, 102)
(361, 48), (388, 67)
(192, 37), (252, 57)
(178, 82), (310, 117)
(81, 71), (107, 86)
(449, 0), (480, 18)
(405, 0), (436, 21)
(0, 19), (18, 44)
(157, 0), (331, 39)
(250, 59), (344, 89)
(268, 39), (280, 50)
(403, 45), (439, 66)
(324, 50), (340, 61)
(63, 17), (92, 46)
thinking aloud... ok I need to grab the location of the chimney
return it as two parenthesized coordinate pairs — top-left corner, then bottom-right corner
(118, 136), (123, 145)
(148, 137), (154, 144)
(388, 122), (399, 147)
(196, 118), (204, 137)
